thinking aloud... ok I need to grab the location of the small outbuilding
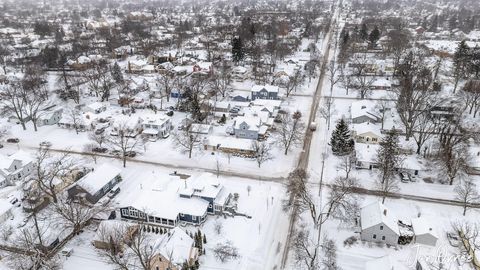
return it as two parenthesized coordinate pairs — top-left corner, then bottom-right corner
(411, 217), (438, 246)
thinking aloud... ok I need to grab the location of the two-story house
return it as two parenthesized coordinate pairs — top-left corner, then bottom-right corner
(234, 116), (262, 140)
(360, 201), (399, 246)
(67, 164), (121, 204)
(141, 115), (172, 140)
(251, 85), (279, 100)
(0, 150), (34, 187)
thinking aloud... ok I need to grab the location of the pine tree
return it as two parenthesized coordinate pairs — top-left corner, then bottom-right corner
(231, 37), (245, 64)
(203, 234), (207, 244)
(453, 40), (470, 92)
(368, 26), (380, 46)
(218, 114), (226, 124)
(111, 62), (123, 84)
(330, 119), (354, 155)
(360, 23), (368, 40)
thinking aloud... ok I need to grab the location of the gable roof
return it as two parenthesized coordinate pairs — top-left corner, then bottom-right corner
(361, 201), (399, 235)
(251, 84), (279, 93)
(76, 164), (121, 195)
(350, 100), (380, 120)
(152, 227), (196, 266)
(411, 217), (438, 239)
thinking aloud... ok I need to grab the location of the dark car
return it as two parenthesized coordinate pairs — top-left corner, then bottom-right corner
(6, 138), (19, 143)
(92, 147), (108, 153)
(125, 151), (137, 158)
(110, 150), (122, 156)
(95, 128), (105, 135)
(108, 187), (121, 199)
(166, 110), (174, 116)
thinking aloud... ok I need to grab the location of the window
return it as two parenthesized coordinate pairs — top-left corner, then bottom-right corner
(121, 209), (128, 216)
(382, 236), (386, 240)
(373, 234), (377, 239)
(380, 225), (383, 230)
(180, 213), (184, 217)
(209, 204), (212, 209)
(192, 216), (197, 221)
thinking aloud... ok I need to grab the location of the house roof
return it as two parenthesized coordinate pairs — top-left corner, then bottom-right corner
(350, 100), (380, 120)
(361, 201), (399, 235)
(411, 217), (438, 239)
(355, 143), (380, 163)
(205, 135), (255, 151)
(152, 227), (196, 266)
(234, 116), (261, 131)
(251, 84), (279, 93)
(76, 164), (121, 195)
(353, 122), (382, 137)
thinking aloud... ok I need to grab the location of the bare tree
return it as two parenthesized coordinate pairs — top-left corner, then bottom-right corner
(351, 54), (375, 99)
(32, 148), (76, 203)
(0, 83), (28, 130)
(276, 111), (305, 155)
(284, 169), (359, 228)
(322, 236), (340, 270)
(94, 222), (131, 270)
(172, 125), (203, 159)
(412, 111), (437, 155)
(157, 72), (176, 102)
(455, 178), (480, 216)
(337, 154), (355, 179)
(318, 96), (336, 130)
(251, 141), (273, 168)
(51, 194), (109, 235)
(213, 241), (239, 263)
(127, 224), (158, 270)
(374, 99), (390, 130)
(327, 60), (341, 95)
(460, 80), (480, 118)
(209, 61), (232, 98)
(89, 131), (108, 149)
(395, 52), (437, 140)
(285, 69), (304, 98)
(67, 108), (84, 135)
(292, 225), (319, 270)
(436, 121), (467, 185)
(214, 220), (223, 235)
(107, 122), (144, 167)
(339, 66), (352, 95)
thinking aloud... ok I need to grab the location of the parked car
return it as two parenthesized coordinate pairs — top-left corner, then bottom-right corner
(125, 151), (136, 158)
(39, 141), (52, 148)
(162, 133), (170, 139)
(9, 197), (20, 207)
(61, 248), (73, 257)
(447, 232), (460, 247)
(110, 150), (121, 156)
(108, 187), (121, 199)
(92, 147), (108, 153)
(6, 138), (19, 143)
(166, 110), (174, 116)
(95, 128), (105, 135)
(399, 172), (410, 183)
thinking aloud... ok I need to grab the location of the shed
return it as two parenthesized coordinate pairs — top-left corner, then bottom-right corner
(411, 217), (438, 246)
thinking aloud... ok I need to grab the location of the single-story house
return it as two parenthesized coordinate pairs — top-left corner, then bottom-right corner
(352, 122), (382, 144)
(360, 201), (399, 246)
(189, 123), (213, 135)
(350, 100), (380, 124)
(231, 91), (250, 102)
(84, 102), (108, 114)
(355, 143), (380, 170)
(67, 164), (121, 204)
(204, 136), (257, 157)
(411, 218), (438, 246)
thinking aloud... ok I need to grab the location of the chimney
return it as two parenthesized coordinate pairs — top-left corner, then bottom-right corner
(383, 209), (387, 216)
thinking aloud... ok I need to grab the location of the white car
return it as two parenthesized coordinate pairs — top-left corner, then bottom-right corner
(39, 141), (52, 148)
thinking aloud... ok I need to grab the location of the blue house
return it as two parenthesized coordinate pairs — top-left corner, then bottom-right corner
(234, 116), (261, 140)
(251, 85), (279, 100)
(119, 173), (231, 228)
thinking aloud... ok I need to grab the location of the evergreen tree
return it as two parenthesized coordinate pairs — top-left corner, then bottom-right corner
(368, 26), (380, 46)
(111, 62), (124, 84)
(453, 40), (470, 92)
(330, 119), (354, 155)
(360, 23), (368, 40)
(375, 129), (401, 202)
(231, 37), (245, 64)
(203, 234), (207, 244)
(218, 114), (227, 124)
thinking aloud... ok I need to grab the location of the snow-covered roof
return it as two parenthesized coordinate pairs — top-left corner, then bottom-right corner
(234, 116), (261, 131)
(251, 84), (279, 93)
(152, 227), (196, 266)
(352, 122), (382, 137)
(361, 201), (399, 235)
(190, 123), (212, 134)
(76, 164), (121, 195)
(206, 135), (254, 151)
(350, 100), (380, 120)
(411, 217), (438, 239)
(122, 174), (209, 220)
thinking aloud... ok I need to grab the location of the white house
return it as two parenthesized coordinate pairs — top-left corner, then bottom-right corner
(37, 109), (63, 127)
(141, 115), (172, 139)
(352, 122), (382, 144)
(0, 151), (34, 187)
(355, 143), (380, 170)
(234, 116), (262, 140)
(84, 102), (108, 114)
(360, 201), (399, 246)
(411, 218), (438, 246)
(189, 124), (213, 135)
(350, 100), (380, 124)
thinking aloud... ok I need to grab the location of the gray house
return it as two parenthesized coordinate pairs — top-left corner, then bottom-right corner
(350, 100), (380, 124)
(360, 202), (399, 246)
(234, 116), (261, 140)
(37, 109), (63, 127)
(67, 164), (121, 204)
(0, 150), (34, 188)
(251, 85), (279, 100)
